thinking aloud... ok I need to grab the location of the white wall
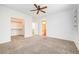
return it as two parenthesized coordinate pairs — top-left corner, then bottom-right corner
(37, 5), (76, 41)
(74, 5), (79, 50)
(0, 5), (31, 43)
(24, 15), (32, 37)
(47, 10), (75, 41)
(78, 5), (79, 33)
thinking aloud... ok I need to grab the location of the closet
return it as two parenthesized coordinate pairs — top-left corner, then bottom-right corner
(11, 17), (24, 36)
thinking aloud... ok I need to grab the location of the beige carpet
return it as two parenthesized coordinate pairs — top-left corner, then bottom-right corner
(0, 35), (78, 54)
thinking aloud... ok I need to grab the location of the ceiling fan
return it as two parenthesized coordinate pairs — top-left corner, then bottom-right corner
(30, 4), (47, 14)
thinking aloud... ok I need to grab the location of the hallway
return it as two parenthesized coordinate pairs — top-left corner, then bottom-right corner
(0, 36), (78, 54)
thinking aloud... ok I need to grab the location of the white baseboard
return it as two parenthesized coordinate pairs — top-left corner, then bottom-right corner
(47, 35), (73, 41)
(0, 39), (11, 44)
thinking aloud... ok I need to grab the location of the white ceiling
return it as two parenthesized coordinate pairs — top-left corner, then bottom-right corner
(1, 4), (77, 16)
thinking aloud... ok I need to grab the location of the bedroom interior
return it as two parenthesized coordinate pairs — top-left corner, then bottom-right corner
(0, 4), (79, 54)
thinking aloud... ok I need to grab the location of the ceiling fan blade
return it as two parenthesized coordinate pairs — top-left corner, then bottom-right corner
(30, 10), (37, 11)
(40, 6), (47, 9)
(37, 10), (39, 14)
(34, 4), (38, 8)
(41, 10), (46, 13)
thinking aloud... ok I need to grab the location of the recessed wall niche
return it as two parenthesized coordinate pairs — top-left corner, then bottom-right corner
(11, 17), (24, 36)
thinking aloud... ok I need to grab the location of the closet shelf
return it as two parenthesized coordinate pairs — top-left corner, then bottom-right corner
(11, 28), (23, 30)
